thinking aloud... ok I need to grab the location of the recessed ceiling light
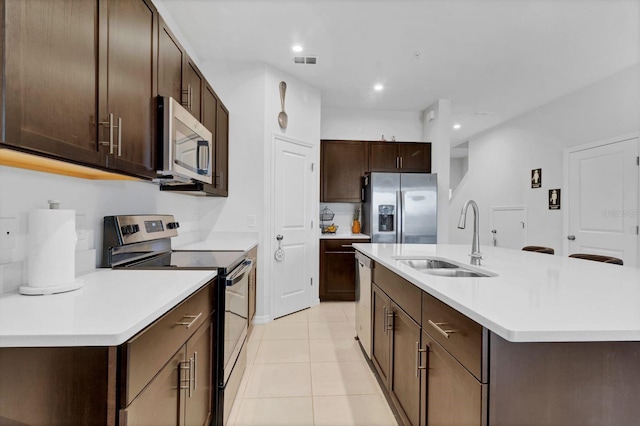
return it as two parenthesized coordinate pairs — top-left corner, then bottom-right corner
(453, 123), (461, 130)
(292, 45), (303, 53)
(374, 84), (384, 91)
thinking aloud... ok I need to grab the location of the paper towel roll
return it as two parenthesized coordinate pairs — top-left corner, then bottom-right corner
(27, 208), (78, 288)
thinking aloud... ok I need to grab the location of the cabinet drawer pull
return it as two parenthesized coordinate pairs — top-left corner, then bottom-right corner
(176, 312), (203, 329)
(416, 341), (428, 377)
(428, 320), (457, 339)
(341, 244), (354, 248)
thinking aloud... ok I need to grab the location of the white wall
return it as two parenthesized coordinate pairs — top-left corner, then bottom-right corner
(450, 64), (640, 255)
(0, 166), (202, 293)
(321, 108), (423, 141)
(199, 60), (322, 322)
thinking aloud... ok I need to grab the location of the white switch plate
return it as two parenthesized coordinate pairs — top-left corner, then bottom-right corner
(247, 215), (257, 228)
(0, 217), (17, 250)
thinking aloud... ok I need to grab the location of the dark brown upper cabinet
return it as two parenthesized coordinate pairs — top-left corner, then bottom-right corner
(215, 100), (230, 196)
(100, 0), (158, 178)
(183, 58), (204, 121)
(3, 0), (104, 167)
(157, 17), (184, 102)
(369, 142), (431, 173)
(321, 140), (368, 202)
(2, 0), (158, 179)
(200, 82), (229, 197)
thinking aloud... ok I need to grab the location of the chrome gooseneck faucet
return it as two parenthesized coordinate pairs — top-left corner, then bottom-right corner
(457, 200), (483, 265)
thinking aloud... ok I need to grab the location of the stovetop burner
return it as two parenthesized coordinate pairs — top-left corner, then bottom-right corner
(124, 250), (245, 272)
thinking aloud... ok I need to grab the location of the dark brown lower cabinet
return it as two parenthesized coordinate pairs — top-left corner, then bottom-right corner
(422, 331), (484, 426)
(320, 239), (370, 301)
(389, 302), (422, 426)
(0, 282), (214, 426)
(371, 283), (392, 387)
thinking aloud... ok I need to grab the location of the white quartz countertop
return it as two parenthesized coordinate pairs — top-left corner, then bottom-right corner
(353, 243), (640, 343)
(320, 233), (370, 240)
(0, 269), (216, 347)
(179, 231), (258, 252)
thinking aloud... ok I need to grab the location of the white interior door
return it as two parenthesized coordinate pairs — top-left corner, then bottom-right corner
(272, 136), (314, 319)
(568, 137), (639, 266)
(490, 207), (527, 250)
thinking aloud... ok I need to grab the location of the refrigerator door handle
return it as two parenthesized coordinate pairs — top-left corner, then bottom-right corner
(397, 190), (404, 243)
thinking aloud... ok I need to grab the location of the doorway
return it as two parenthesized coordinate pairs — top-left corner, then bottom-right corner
(566, 135), (639, 266)
(271, 135), (316, 319)
(490, 206), (527, 250)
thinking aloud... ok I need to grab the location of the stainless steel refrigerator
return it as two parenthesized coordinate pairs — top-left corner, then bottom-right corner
(362, 172), (437, 243)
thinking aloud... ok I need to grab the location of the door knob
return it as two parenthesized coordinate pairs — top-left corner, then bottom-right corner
(276, 234), (283, 241)
(567, 235), (576, 241)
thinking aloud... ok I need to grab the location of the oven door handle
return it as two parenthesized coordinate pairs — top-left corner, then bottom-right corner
(225, 259), (253, 287)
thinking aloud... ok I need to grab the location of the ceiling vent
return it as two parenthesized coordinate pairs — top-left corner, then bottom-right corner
(294, 56), (317, 65)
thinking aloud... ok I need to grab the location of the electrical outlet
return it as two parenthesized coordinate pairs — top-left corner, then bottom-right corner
(247, 215), (257, 228)
(0, 218), (17, 250)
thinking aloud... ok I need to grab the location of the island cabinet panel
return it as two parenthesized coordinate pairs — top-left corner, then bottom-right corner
(371, 283), (392, 388)
(422, 330), (485, 426)
(389, 302), (422, 426)
(3, 0), (104, 167)
(101, 0), (158, 178)
(488, 334), (640, 426)
(321, 140), (368, 202)
(320, 239), (369, 301)
(422, 291), (485, 382)
(373, 263), (422, 324)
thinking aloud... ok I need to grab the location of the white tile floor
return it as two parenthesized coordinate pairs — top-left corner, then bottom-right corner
(227, 302), (399, 426)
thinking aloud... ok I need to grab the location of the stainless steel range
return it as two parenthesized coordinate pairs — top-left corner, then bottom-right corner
(102, 214), (251, 426)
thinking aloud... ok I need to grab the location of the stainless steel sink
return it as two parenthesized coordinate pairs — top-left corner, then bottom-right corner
(396, 257), (496, 278)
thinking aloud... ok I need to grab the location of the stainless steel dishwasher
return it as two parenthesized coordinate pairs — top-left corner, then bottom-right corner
(355, 250), (373, 359)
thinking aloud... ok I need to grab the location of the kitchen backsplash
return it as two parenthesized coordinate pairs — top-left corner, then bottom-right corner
(319, 203), (362, 234)
(0, 165), (205, 294)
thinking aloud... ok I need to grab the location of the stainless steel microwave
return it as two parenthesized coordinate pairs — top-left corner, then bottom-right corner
(157, 96), (213, 185)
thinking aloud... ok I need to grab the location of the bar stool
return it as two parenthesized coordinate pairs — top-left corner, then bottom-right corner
(568, 253), (623, 265)
(522, 246), (555, 254)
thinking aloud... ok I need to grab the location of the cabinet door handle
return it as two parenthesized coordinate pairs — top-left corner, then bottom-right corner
(396, 157), (399, 169)
(386, 309), (394, 332)
(117, 117), (122, 157)
(427, 320), (457, 339)
(176, 312), (202, 329)
(383, 306), (388, 335)
(416, 341), (428, 377)
(193, 351), (198, 391)
(188, 356), (194, 397)
(179, 361), (190, 391)
(400, 156), (403, 169)
(100, 113), (115, 154)
(189, 85), (193, 110)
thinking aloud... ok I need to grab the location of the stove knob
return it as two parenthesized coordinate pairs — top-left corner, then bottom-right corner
(120, 225), (129, 235)
(132, 224), (140, 233)
(167, 222), (180, 230)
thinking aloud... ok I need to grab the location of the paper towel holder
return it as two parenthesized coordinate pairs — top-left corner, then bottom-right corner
(19, 200), (84, 296)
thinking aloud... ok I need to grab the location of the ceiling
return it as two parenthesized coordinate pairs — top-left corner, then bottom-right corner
(161, 0), (639, 145)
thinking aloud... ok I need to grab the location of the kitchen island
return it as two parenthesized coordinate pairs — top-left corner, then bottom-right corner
(353, 243), (640, 426)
